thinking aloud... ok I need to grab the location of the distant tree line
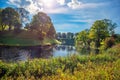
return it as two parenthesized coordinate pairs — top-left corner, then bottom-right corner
(56, 32), (75, 45)
(56, 32), (75, 39)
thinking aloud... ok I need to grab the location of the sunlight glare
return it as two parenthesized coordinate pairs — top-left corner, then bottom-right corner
(42, 0), (55, 8)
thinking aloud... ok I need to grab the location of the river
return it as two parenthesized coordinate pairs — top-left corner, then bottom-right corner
(0, 45), (78, 62)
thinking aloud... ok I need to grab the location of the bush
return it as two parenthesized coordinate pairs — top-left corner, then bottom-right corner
(0, 53), (119, 80)
(107, 44), (120, 57)
(104, 37), (115, 49)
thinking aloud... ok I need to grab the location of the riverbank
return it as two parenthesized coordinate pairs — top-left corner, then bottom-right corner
(0, 31), (60, 46)
(0, 47), (120, 80)
(0, 37), (60, 46)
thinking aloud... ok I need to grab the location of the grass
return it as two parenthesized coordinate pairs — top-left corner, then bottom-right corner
(0, 30), (59, 46)
(0, 52), (120, 80)
(0, 37), (42, 46)
(42, 38), (61, 45)
(0, 37), (60, 46)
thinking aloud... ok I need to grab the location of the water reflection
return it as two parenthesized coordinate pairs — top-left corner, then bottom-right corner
(53, 45), (77, 57)
(0, 45), (77, 62)
(0, 46), (53, 62)
(0, 47), (30, 62)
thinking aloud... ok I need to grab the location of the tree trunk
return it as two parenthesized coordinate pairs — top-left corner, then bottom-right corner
(95, 38), (100, 54)
(8, 24), (12, 31)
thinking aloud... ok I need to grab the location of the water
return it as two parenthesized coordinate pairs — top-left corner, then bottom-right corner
(53, 45), (77, 57)
(0, 45), (77, 62)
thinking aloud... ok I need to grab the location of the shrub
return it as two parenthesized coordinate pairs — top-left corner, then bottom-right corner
(107, 44), (120, 57)
(104, 37), (115, 49)
(0, 50), (120, 80)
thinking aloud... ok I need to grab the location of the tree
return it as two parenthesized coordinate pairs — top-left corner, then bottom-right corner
(0, 8), (3, 31)
(104, 37), (115, 49)
(0, 8), (6, 31)
(89, 20), (109, 49)
(47, 24), (56, 38)
(66, 32), (71, 39)
(75, 29), (90, 47)
(26, 12), (56, 39)
(89, 19), (117, 49)
(1, 7), (21, 31)
(61, 33), (67, 39)
(57, 32), (62, 39)
(70, 33), (74, 39)
(24, 23), (30, 30)
(66, 32), (74, 39)
(103, 19), (117, 36)
(15, 8), (29, 25)
(115, 34), (120, 43)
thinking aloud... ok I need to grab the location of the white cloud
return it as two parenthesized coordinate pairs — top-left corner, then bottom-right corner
(69, 19), (94, 23)
(54, 23), (80, 32)
(54, 23), (91, 32)
(67, 0), (106, 9)
(67, 0), (82, 9)
(8, 0), (43, 14)
(7, 0), (107, 14)
(44, 7), (69, 14)
(7, 0), (68, 14)
(57, 0), (65, 5)
(80, 3), (106, 9)
(69, 14), (96, 23)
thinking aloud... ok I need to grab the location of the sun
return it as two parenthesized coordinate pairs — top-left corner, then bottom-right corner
(42, 0), (55, 8)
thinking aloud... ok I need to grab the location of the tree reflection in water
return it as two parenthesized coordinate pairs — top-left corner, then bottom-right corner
(53, 45), (76, 57)
(0, 47), (30, 62)
(0, 46), (53, 62)
(0, 45), (77, 62)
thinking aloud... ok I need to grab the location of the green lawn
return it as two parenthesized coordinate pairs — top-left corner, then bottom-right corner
(0, 31), (59, 46)
(0, 37), (60, 46)
(0, 37), (42, 46)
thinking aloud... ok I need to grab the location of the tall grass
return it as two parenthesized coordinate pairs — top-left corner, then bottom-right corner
(0, 52), (120, 80)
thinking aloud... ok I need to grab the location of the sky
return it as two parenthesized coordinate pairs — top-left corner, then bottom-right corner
(0, 0), (120, 33)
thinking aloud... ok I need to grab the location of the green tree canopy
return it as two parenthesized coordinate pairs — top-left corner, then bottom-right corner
(15, 8), (29, 25)
(66, 32), (74, 39)
(75, 29), (90, 47)
(103, 19), (117, 36)
(1, 7), (21, 31)
(89, 19), (117, 48)
(25, 12), (56, 39)
(75, 19), (117, 50)
(0, 8), (4, 31)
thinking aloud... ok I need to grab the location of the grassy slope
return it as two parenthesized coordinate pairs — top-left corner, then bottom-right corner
(0, 52), (120, 80)
(0, 37), (42, 46)
(0, 31), (59, 46)
(42, 38), (61, 45)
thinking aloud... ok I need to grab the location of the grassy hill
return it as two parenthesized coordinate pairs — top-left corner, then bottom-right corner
(0, 30), (59, 46)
